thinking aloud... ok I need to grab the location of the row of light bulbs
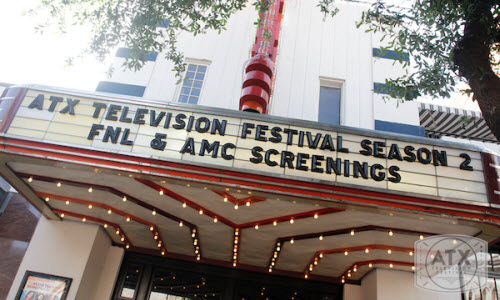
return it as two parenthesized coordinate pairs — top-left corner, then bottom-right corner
(272, 229), (425, 274)
(341, 263), (416, 282)
(46, 180), (203, 257)
(233, 229), (240, 267)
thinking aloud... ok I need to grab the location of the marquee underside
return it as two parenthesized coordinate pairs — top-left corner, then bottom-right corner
(1, 136), (498, 285)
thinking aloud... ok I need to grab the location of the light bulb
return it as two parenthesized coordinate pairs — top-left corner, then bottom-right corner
(122, 196), (127, 202)
(255, 225), (259, 230)
(88, 187), (93, 193)
(314, 213), (318, 219)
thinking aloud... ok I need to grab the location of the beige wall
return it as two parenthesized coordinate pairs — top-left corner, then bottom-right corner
(7, 217), (124, 300)
(344, 269), (461, 300)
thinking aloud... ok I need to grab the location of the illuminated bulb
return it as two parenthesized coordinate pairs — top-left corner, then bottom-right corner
(309, 266), (313, 271)
(277, 247), (281, 251)
(191, 233), (195, 238)
(290, 219), (294, 224)
(196, 250), (199, 254)
(389, 264), (393, 268)
(387, 249), (392, 254)
(319, 253), (324, 258)
(246, 202), (250, 207)
(271, 262), (275, 266)
(268, 268), (272, 273)
(159, 190), (164, 195)
(179, 221), (183, 227)
(125, 217), (130, 222)
(104, 224), (108, 228)
(273, 221), (277, 226)
(45, 197), (49, 202)
(369, 263), (373, 268)
(28, 177), (33, 182)
(314, 260), (318, 265)
(186, 184), (190, 187)
(150, 226), (154, 231)
(389, 230), (393, 236)
(409, 251), (413, 256)
(234, 204), (239, 210)
(290, 239), (294, 244)
(65, 200), (70, 205)
(350, 230), (355, 236)
(122, 196), (127, 202)
(116, 230), (120, 234)
(304, 274), (308, 279)
(182, 202), (187, 208)
(453, 239), (457, 245)
(365, 248), (370, 253)
(419, 235), (424, 240)
(233, 262), (237, 267)
(314, 213), (318, 219)
(157, 242), (161, 247)
(344, 251), (348, 256)
(255, 225), (259, 230)
(121, 237), (125, 242)
(412, 266), (415, 271)
(88, 187), (93, 193)
(196, 256), (200, 261)
(347, 273), (351, 278)
(152, 210), (156, 215)
(108, 209), (112, 214)
(82, 218), (86, 222)
(88, 204), (93, 209)
(126, 244), (130, 249)
(57, 182), (62, 187)
(213, 217), (218, 223)
(319, 235), (323, 241)
(162, 251), (165, 255)
(199, 209), (203, 215)
(341, 278), (345, 283)
(223, 197), (228, 202)
(353, 267), (357, 272)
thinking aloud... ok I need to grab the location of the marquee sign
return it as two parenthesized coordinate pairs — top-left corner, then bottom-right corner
(2, 88), (488, 203)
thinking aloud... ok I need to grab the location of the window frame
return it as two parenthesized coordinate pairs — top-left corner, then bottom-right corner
(176, 59), (211, 105)
(318, 77), (345, 126)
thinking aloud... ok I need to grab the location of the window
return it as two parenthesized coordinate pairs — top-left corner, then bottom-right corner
(318, 78), (343, 125)
(178, 63), (208, 105)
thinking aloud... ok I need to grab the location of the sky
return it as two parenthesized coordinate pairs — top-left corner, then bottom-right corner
(0, 0), (110, 92)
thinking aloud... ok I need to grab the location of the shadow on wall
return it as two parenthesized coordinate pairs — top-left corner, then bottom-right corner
(0, 178), (41, 300)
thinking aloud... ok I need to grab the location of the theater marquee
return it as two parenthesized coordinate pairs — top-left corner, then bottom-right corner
(3, 88), (489, 203)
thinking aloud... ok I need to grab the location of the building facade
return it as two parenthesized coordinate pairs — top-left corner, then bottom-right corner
(1, 1), (499, 300)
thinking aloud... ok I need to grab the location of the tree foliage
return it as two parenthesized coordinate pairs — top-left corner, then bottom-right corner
(33, 0), (500, 139)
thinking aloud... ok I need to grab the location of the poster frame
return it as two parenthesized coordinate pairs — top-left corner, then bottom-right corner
(14, 270), (72, 300)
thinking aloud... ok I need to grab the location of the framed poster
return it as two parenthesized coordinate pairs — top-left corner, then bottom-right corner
(14, 271), (72, 300)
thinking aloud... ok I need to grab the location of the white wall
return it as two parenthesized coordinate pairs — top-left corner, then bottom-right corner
(7, 217), (124, 300)
(344, 269), (461, 300)
(104, 1), (419, 129)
